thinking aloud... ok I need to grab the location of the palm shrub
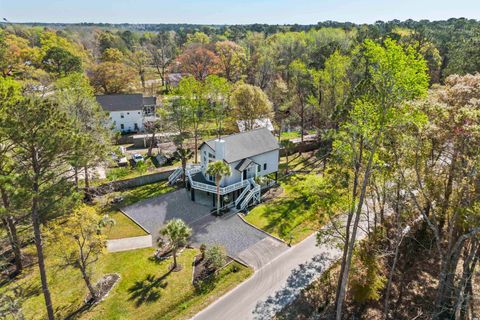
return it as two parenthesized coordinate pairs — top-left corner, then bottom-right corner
(159, 219), (192, 271)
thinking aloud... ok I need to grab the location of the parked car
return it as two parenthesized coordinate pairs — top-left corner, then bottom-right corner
(132, 153), (144, 164)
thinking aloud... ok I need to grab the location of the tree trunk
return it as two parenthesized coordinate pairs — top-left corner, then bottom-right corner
(32, 200), (55, 320)
(4, 216), (22, 274)
(172, 248), (177, 269)
(148, 131), (156, 157)
(334, 137), (363, 314)
(336, 134), (378, 320)
(216, 177), (221, 216)
(194, 133), (198, 164)
(80, 262), (97, 301)
(0, 187), (22, 274)
(74, 166), (79, 192)
(84, 166), (91, 201)
(182, 160), (187, 187)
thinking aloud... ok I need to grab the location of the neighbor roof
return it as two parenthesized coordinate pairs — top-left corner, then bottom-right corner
(95, 94), (155, 112)
(201, 128), (279, 163)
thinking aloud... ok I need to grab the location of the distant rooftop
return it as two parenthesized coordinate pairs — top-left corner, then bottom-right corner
(201, 128), (279, 163)
(96, 94), (156, 112)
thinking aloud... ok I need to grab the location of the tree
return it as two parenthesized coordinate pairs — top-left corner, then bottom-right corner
(395, 74), (480, 319)
(281, 140), (295, 174)
(204, 245), (227, 271)
(0, 77), (24, 275)
(47, 206), (106, 302)
(230, 83), (273, 131)
(176, 76), (206, 163)
(204, 75), (231, 139)
(41, 46), (82, 77)
(215, 40), (246, 82)
(288, 59), (314, 142)
(101, 47), (124, 63)
(90, 61), (135, 94)
(126, 47), (150, 90)
(2, 96), (78, 320)
(332, 38), (429, 319)
(176, 46), (219, 81)
(174, 147), (193, 187)
(149, 32), (177, 92)
(54, 73), (111, 196)
(159, 219), (192, 271)
(206, 161), (232, 216)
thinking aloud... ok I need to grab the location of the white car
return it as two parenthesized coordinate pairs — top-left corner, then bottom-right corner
(132, 153), (144, 164)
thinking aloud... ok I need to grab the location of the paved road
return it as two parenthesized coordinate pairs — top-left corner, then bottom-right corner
(193, 213), (371, 320)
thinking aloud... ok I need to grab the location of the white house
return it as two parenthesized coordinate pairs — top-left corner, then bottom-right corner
(169, 128), (280, 210)
(96, 94), (157, 133)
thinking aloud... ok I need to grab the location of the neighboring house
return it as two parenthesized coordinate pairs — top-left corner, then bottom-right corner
(169, 128), (280, 210)
(96, 94), (157, 133)
(236, 118), (275, 133)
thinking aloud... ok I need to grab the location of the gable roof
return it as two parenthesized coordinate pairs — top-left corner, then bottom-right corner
(96, 94), (156, 112)
(201, 128), (279, 163)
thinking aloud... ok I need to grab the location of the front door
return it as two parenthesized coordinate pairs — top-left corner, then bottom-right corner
(243, 170), (247, 180)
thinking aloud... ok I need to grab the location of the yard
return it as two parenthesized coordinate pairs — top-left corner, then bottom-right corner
(2, 247), (251, 320)
(93, 180), (175, 239)
(245, 152), (327, 244)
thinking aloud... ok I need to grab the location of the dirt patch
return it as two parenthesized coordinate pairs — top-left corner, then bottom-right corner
(261, 185), (284, 203)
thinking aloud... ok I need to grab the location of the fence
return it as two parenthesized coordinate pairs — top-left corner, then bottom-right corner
(94, 169), (175, 195)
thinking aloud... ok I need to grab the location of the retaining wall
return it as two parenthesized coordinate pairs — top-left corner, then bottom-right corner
(94, 169), (175, 195)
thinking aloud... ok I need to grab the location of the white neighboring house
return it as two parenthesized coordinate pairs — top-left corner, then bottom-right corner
(96, 94), (157, 133)
(236, 118), (275, 133)
(169, 128), (280, 210)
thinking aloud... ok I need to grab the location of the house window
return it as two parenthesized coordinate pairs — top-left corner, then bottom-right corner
(120, 113), (124, 119)
(134, 123), (139, 131)
(258, 164), (261, 172)
(264, 163), (267, 170)
(120, 124), (124, 130)
(127, 112), (130, 115)
(138, 112), (141, 114)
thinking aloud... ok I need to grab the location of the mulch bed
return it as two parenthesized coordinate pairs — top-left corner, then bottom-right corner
(192, 254), (232, 283)
(86, 273), (120, 304)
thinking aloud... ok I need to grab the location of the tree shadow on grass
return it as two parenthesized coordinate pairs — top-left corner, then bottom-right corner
(128, 270), (171, 307)
(252, 253), (333, 320)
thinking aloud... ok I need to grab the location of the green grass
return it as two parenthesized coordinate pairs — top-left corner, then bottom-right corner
(95, 181), (175, 239)
(1, 248), (252, 320)
(245, 174), (321, 244)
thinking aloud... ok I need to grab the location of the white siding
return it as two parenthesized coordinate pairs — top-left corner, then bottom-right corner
(109, 110), (144, 132)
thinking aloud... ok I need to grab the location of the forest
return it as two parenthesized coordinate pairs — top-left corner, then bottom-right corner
(0, 17), (480, 320)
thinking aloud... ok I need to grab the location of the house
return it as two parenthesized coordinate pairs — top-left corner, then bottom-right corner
(168, 128), (280, 210)
(96, 94), (157, 133)
(236, 118), (275, 133)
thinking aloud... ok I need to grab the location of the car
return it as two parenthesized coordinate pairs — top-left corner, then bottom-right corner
(132, 153), (144, 164)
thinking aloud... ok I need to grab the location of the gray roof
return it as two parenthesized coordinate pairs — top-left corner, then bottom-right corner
(143, 96), (156, 106)
(95, 94), (156, 112)
(201, 128), (279, 163)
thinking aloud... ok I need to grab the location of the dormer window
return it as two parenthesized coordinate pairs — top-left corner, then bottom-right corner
(120, 113), (124, 119)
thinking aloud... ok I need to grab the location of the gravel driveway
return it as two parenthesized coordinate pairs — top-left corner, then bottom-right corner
(122, 189), (288, 268)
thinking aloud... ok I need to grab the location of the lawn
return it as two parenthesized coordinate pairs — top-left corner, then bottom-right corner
(245, 174), (323, 245)
(94, 181), (175, 239)
(2, 247), (251, 320)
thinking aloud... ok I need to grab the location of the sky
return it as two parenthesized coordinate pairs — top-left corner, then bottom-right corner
(1, 0), (479, 25)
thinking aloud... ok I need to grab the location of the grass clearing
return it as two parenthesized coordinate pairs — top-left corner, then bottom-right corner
(1, 247), (251, 320)
(245, 174), (321, 244)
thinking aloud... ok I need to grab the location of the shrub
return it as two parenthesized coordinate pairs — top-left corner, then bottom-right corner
(204, 245), (227, 271)
(106, 167), (130, 181)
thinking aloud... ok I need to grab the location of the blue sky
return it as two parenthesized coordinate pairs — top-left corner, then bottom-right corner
(1, 0), (479, 24)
